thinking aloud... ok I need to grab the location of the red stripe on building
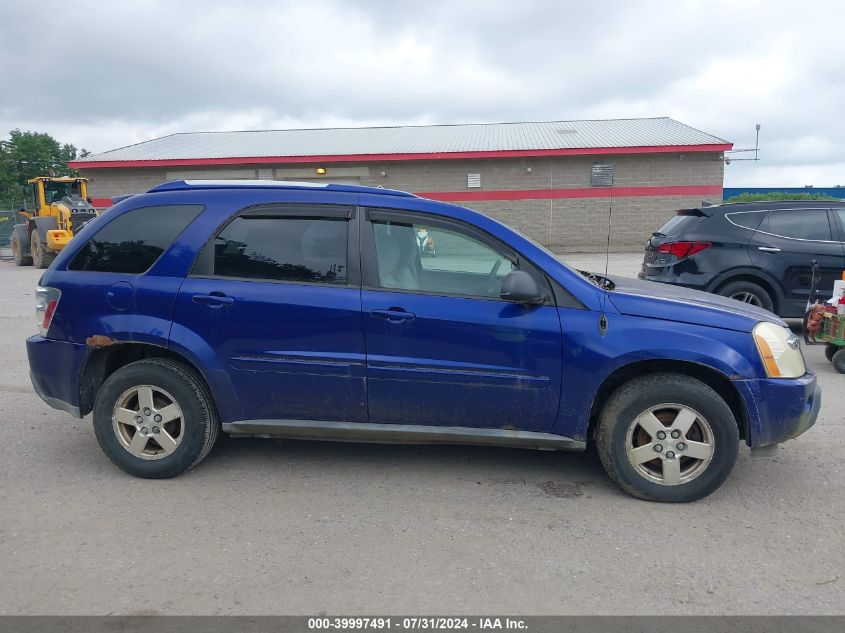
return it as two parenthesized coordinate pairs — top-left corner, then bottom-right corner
(418, 184), (723, 202)
(68, 144), (732, 169)
(90, 198), (113, 207)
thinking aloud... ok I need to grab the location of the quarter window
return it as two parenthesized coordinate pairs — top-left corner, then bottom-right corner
(212, 216), (348, 284)
(68, 204), (204, 273)
(371, 218), (516, 298)
(760, 210), (832, 241)
(727, 211), (766, 230)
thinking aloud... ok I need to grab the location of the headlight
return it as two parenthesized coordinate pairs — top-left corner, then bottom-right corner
(753, 322), (805, 378)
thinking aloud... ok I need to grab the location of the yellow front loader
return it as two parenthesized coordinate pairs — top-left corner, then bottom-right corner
(11, 177), (100, 268)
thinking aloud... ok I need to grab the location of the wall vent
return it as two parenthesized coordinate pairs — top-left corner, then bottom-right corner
(467, 173), (481, 188)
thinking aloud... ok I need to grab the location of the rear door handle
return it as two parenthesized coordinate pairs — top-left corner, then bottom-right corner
(192, 293), (234, 307)
(370, 308), (416, 322)
(757, 247), (782, 253)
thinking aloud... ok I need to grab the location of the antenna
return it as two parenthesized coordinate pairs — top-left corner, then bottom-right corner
(604, 186), (613, 276)
(589, 163), (615, 277)
(725, 123), (762, 162)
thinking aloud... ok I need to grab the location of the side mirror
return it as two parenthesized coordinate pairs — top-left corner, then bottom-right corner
(500, 270), (546, 304)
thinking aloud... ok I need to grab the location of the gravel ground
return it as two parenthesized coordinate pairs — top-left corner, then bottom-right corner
(0, 256), (843, 615)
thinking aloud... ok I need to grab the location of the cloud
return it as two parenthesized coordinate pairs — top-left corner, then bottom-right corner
(1, 0), (843, 186)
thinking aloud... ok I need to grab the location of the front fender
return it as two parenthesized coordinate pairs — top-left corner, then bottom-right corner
(30, 214), (59, 237)
(555, 309), (761, 440)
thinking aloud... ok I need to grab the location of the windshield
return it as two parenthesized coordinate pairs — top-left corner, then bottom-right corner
(41, 181), (80, 204)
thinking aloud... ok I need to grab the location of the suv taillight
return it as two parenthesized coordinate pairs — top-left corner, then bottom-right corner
(35, 286), (61, 337)
(656, 241), (711, 258)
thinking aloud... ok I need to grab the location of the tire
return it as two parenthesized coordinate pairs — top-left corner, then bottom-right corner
(93, 358), (219, 478)
(30, 228), (56, 269)
(596, 373), (740, 503)
(833, 349), (845, 374)
(717, 280), (774, 312)
(12, 232), (32, 266)
(825, 344), (839, 363)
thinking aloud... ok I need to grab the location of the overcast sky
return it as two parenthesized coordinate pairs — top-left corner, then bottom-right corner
(2, 0), (843, 187)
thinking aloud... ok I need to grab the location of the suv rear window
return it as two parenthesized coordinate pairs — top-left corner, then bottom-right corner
(68, 205), (204, 273)
(656, 213), (704, 236)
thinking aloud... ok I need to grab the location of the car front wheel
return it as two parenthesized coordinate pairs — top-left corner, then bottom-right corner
(93, 358), (219, 478)
(596, 373), (740, 502)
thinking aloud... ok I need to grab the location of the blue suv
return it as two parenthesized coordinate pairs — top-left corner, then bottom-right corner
(26, 181), (821, 502)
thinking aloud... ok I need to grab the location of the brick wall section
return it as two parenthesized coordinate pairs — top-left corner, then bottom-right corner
(81, 151), (723, 253)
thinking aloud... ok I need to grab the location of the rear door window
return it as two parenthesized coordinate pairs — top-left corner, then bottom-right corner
(211, 216), (349, 284)
(759, 209), (832, 241)
(68, 204), (204, 273)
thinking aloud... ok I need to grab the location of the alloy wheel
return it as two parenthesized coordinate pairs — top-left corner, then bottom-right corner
(625, 404), (715, 486)
(112, 385), (184, 460)
(730, 291), (763, 307)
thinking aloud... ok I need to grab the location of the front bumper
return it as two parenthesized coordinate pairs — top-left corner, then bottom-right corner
(734, 372), (821, 447)
(27, 335), (87, 418)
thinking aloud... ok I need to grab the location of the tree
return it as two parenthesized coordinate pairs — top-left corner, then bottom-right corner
(0, 130), (89, 209)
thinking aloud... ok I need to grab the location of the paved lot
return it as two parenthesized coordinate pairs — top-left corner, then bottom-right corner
(0, 255), (843, 615)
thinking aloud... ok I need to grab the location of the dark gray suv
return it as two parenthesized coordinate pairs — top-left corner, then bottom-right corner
(640, 200), (845, 317)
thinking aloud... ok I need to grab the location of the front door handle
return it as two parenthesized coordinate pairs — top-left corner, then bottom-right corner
(370, 308), (416, 322)
(192, 293), (234, 308)
(757, 246), (782, 253)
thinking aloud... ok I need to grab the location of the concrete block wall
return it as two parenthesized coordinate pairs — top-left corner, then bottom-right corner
(80, 151), (723, 253)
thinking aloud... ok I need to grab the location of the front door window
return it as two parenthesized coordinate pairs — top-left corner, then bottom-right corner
(371, 219), (516, 299)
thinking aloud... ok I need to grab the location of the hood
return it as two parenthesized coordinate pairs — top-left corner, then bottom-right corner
(606, 276), (786, 333)
(60, 195), (97, 214)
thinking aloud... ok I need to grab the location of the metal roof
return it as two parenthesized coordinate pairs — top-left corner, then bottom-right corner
(71, 117), (731, 166)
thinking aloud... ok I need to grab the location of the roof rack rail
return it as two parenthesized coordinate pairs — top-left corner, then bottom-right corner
(146, 179), (417, 197)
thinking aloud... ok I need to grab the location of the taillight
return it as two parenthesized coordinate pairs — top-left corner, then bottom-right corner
(35, 286), (61, 337)
(656, 241), (711, 258)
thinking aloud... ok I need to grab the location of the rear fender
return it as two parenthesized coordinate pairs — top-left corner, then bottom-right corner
(705, 266), (784, 305)
(30, 215), (59, 240)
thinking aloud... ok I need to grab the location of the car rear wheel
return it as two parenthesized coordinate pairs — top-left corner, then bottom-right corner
(12, 233), (32, 266)
(596, 373), (739, 502)
(93, 358), (219, 478)
(717, 280), (773, 312)
(832, 349), (845, 374)
(825, 344), (839, 363)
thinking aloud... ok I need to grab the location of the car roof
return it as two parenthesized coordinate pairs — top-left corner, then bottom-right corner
(147, 179), (417, 199)
(679, 199), (845, 216)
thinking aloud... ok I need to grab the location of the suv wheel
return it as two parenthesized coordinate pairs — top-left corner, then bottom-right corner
(832, 349), (845, 374)
(717, 280), (773, 312)
(12, 232), (32, 266)
(93, 358), (219, 478)
(596, 373), (740, 502)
